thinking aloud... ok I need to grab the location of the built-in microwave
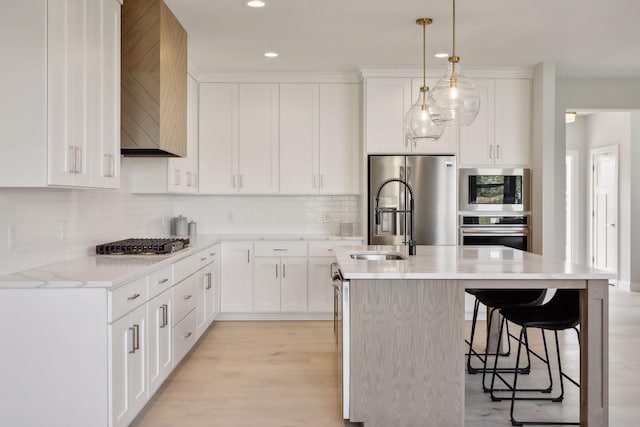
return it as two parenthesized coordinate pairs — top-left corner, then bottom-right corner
(459, 168), (530, 212)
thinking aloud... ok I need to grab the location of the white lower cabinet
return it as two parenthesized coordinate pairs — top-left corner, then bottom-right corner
(254, 256), (308, 312)
(308, 257), (334, 312)
(196, 261), (217, 338)
(109, 304), (147, 427)
(173, 309), (198, 365)
(221, 242), (254, 312)
(147, 289), (172, 396)
(254, 257), (282, 311)
(280, 258), (308, 312)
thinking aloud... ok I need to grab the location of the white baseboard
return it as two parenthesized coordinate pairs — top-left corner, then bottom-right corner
(217, 312), (333, 321)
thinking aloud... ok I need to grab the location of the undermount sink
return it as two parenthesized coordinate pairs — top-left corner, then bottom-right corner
(349, 253), (407, 261)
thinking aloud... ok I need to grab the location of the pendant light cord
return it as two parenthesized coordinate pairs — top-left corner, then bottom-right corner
(422, 20), (427, 91)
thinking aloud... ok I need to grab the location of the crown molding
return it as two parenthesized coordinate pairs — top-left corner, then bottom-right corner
(195, 71), (362, 84)
(358, 66), (534, 79)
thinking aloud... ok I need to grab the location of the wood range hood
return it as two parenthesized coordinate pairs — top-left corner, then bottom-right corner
(121, 0), (187, 157)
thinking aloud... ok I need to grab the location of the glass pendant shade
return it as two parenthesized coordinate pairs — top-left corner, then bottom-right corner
(430, 63), (480, 127)
(405, 88), (443, 141)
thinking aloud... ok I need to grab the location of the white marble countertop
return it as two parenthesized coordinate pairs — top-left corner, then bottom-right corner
(0, 234), (364, 289)
(335, 245), (615, 280)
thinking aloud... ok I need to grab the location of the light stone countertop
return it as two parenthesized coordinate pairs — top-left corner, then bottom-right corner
(335, 245), (615, 280)
(0, 234), (364, 289)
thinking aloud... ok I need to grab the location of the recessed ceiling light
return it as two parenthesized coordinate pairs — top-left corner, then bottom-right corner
(247, 0), (266, 7)
(434, 53), (449, 58)
(565, 112), (577, 123)
(264, 52), (278, 58)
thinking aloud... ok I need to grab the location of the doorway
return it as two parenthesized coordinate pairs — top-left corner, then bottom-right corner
(590, 145), (618, 276)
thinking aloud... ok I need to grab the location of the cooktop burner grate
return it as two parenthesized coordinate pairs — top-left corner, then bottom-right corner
(96, 238), (190, 255)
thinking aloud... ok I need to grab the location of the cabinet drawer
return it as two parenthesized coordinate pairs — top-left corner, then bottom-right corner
(173, 274), (198, 325)
(109, 276), (148, 322)
(174, 246), (217, 283)
(173, 309), (197, 365)
(147, 265), (174, 299)
(308, 241), (360, 257)
(254, 241), (307, 257)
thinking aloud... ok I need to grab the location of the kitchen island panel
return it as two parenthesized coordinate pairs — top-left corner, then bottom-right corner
(349, 279), (465, 427)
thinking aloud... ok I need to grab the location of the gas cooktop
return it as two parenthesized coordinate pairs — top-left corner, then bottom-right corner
(95, 238), (189, 255)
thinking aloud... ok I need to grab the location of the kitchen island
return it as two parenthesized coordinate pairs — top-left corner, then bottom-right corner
(335, 245), (613, 427)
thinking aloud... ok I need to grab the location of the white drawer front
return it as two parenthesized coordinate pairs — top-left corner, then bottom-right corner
(174, 246), (217, 283)
(109, 276), (148, 322)
(173, 274), (198, 325)
(308, 241), (360, 257)
(254, 241), (307, 257)
(147, 265), (174, 299)
(173, 309), (197, 365)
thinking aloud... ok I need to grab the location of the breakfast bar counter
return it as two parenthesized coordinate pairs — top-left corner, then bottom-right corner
(334, 245), (613, 427)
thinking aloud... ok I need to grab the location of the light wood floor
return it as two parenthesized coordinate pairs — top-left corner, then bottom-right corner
(132, 287), (640, 427)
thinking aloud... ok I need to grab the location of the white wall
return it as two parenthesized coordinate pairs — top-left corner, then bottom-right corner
(0, 169), (361, 276)
(630, 113), (640, 291)
(557, 77), (640, 291)
(565, 116), (587, 264)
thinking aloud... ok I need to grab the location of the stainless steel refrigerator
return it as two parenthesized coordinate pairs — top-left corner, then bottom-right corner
(368, 155), (457, 246)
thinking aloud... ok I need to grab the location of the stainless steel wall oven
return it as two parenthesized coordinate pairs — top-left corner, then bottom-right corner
(459, 215), (530, 251)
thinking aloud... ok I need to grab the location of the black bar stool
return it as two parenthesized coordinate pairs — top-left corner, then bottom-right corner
(490, 289), (580, 426)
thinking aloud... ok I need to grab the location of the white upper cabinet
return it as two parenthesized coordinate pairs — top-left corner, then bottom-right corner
(279, 84), (320, 194)
(459, 78), (531, 167)
(365, 78), (413, 153)
(198, 83), (238, 194)
(319, 84), (361, 194)
(279, 83), (360, 194)
(199, 83), (279, 194)
(0, 0), (121, 188)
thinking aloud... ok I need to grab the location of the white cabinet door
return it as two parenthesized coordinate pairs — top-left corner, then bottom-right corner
(199, 83), (238, 194)
(308, 257), (334, 312)
(319, 84), (360, 194)
(48, 0), (91, 187)
(253, 257), (281, 312)
(280, 258), (308, 312)
(459, 79), (495, 166)
(365, 78), (412, 154)
(221, 242), (254, 312)
(90, 0), (120, 189)
(147, 290), (172, 396)
(168, 74), (199, 193)
(238, 84), (279, 193)
(109, 304), (147, 427)
(110, 314), (132, 427)
(196, 264), (216, 337)
(494, 79), (531, 166)
(279, 84), (319, 194)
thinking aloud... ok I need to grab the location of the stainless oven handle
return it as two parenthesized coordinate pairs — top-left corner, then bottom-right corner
(460, 228), (529, 236)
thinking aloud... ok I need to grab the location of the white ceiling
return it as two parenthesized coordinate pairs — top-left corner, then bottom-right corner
(164, 0), (640, 77)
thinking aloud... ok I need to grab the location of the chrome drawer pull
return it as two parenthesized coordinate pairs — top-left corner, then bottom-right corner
(127, 293), (141, 300)
(133, 324), (140, 350)
(158, 278), (169, 284)
(184, 295), (192, 300)
(184, 332), (192, 338)
(200, 257), (207, 261)
(129, 327), (136, 354)
(273, 248), (288, 251)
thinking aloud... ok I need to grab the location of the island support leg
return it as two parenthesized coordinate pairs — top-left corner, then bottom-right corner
(580, 279), (609, 426)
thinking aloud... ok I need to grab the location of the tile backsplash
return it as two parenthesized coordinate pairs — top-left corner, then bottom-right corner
(0, 186), (361, 276)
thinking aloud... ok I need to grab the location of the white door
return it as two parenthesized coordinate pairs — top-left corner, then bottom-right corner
(109, 315), (131, 427)
(591, 146), (618, 274)
(220, 243), (254, 312)
(280, 258), (308, 312)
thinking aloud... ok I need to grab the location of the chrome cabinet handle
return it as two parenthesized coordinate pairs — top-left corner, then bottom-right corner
(175, 169), (181, 186)
(200, 257), (207, 261)
(247, 249), (250, 263)
(206, 273), (212, 290)
(193, 173), (197, 188)
(110, 154), (115, 177)
(158, 278), (169, 284)
(127, 293), (141, 300)
(209, 252), (216, 256)
(129, 327), (136, 353)
(184, 332), (192, 338)
(133, 324), (140, 351)
(160, 304), (168, 328)
(68, 147), (76, 173)
(320, 174), (325, 188)
(273, 248), (288, 252)
(232, 174), (237, 188)
(283, 264), (286, 278)
(313, 175), (318, 189)
(184, 295), (192, 300)
(104, 154), (110, 177)
(239, 174), (244, 188)
(76, 147), (82, 173)
(275, 264), (278, 278)
(489, 144), (494, 160)
(496, 144), (501, 159)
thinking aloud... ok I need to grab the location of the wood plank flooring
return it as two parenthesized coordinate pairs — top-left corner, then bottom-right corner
(132, 287), (640, 427)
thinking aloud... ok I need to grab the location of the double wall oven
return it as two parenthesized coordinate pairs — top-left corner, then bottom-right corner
(459, 168), (531, 251)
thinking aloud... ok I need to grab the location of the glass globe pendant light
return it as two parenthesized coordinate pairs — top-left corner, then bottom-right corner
(429, 0), (480, 127)
(404, 17), (443, 142)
